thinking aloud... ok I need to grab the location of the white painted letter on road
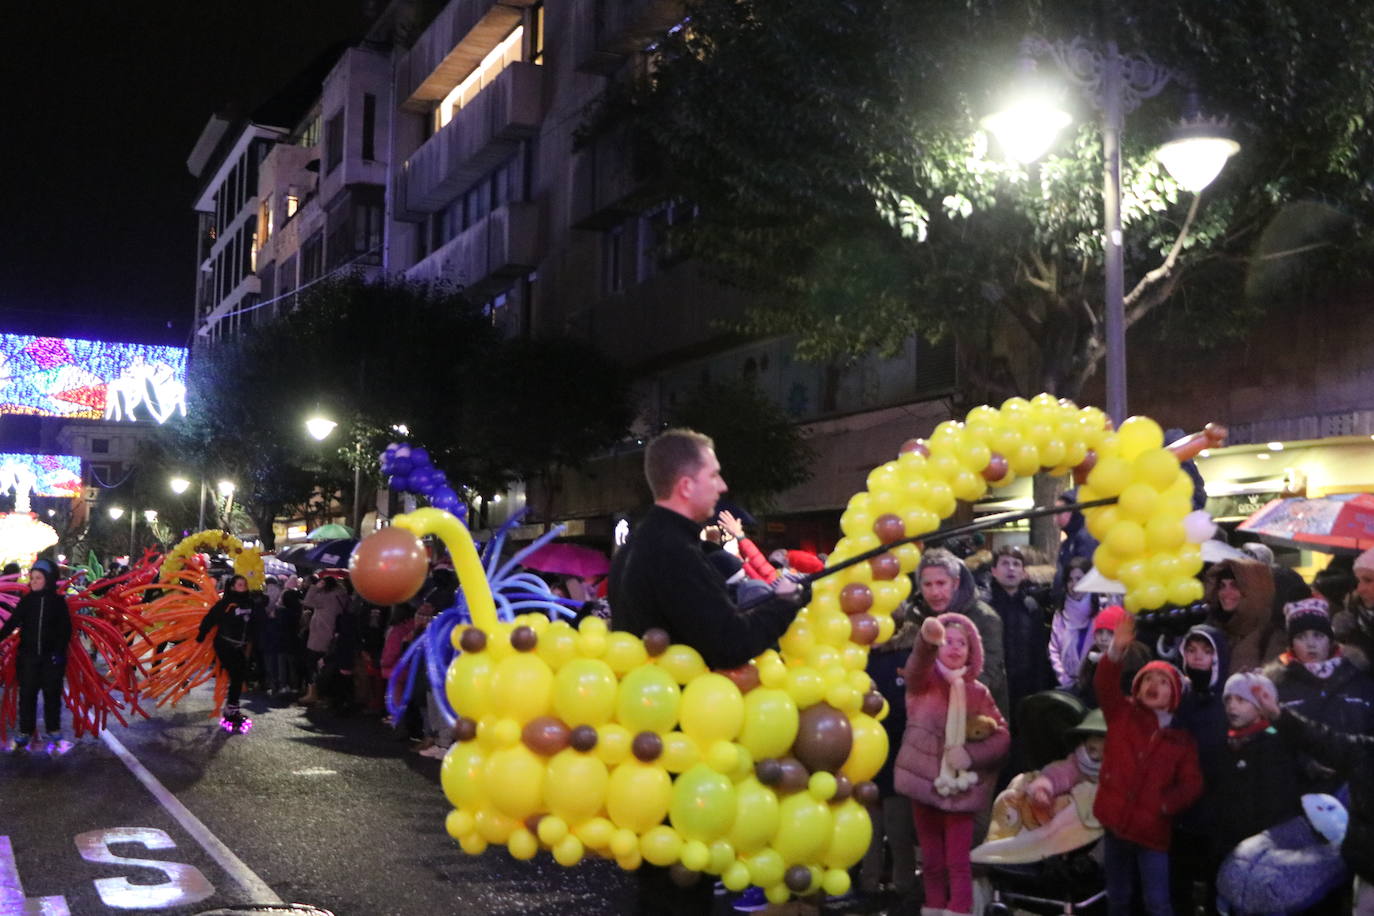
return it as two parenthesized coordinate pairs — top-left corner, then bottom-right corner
(74, 828), (213, 909)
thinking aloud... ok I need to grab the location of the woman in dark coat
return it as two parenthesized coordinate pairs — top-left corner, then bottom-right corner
(0, 558), (72, 745)
(196, 575), (259, 718)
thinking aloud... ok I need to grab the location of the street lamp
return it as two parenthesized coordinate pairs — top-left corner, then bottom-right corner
(984, 37), (1238, 424)
(306, 416), (338, 441)
(305, 416), (363, 535)
(170, 475), (210, 530)
(108, 506), (135, 557)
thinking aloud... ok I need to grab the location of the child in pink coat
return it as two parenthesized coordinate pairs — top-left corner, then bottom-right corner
(895, 612), (1011, 916)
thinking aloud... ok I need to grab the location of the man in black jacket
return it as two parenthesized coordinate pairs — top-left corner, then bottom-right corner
(0, 558), (72, 747)
(610, 428), (807, 914)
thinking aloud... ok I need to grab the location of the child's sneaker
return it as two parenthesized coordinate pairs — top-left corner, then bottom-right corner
(732, 887), (768, 912)
(12, 733), (31, 749)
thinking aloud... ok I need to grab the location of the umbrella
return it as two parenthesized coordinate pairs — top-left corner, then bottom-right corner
(1238, 494), (1374, 553)
(519, 542), (610, 580)
(261, 555), (297, 578)
(294, 538), (359, 570)
(308, 524), (356, 539)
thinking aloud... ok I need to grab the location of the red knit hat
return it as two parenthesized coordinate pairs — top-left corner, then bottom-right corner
(1132, 661), (1184, 713)
(786, 550), (825, 575)
(1093, 604), (1128, 633)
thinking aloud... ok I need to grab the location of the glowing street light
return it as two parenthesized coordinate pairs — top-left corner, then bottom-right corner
(169, 477), (191, 495)
(108, 506), (125, 521)
(305, 417), (363, 535)
(217, 480), (236, 498)
(306, 416), (338, 441)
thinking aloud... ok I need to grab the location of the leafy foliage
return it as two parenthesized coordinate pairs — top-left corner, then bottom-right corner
(599, 0), (1374, 402)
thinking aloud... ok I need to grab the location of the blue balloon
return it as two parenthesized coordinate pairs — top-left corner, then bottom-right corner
(391, 457), (413, 476)
(410, 447), (431, 468)
(384, 442), (401, 457)
(388, 474), (410, 492)
(431, 470), (448, 487)
(431, 486), (458, 508)
(409, 468), (434, 492)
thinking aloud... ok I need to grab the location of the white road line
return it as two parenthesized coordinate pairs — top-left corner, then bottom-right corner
(99, 730), (283, 905)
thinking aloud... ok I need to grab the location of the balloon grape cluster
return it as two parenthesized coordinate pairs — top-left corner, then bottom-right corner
(350, 395), (1213, 903)
(160, 529), (265, 589)
(381, 442), (465, 517)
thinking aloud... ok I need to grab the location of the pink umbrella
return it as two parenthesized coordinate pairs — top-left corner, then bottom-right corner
(1238, 493), (1374, 553)
(519, 542), (611, 580)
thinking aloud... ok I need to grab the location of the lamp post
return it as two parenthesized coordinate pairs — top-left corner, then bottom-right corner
(984, 37), (1238, 425)
(217, 480), (236, 531)
(307, 415), (363, 535)
(108, 505), (134, 557)
(170, 475), (209, 531)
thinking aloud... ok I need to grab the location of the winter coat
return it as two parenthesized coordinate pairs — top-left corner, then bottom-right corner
(198, 591), (257, 645)
(1036, 748), (1098, 796)
(1211, 725), (1303, 860)
(735, 537), (778, 583)
(1075, 640), (1152, 710)
(1092, 652), (1204, 851)
(1276, 708), (1374, 883)
(1265, 652), (1374, 792)
(1050, 592), (1098, 688)
(1204, 558), (1281, 675)
(866, 618), (917, 797)
(894, 612), (1010, 812)
(303, 583), (349, 654)
(1334, 600), (1374, 672)
(1173, 625), (1231, 832)
(914, 564), (1009, 717)
(0, 586), (72, 661)
(380, 618), (416, 679)
(1052, 512), (1098, 604)
(986, 583), (1053, 709)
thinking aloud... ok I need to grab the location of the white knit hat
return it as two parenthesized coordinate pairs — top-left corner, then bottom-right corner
(1223, 671), (1276, 708)
(1356, 546), (1374, 573)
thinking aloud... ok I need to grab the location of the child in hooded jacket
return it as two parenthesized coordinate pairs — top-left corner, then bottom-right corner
(895, 612), (1010, 916)
(1094, 613), (1203, 916)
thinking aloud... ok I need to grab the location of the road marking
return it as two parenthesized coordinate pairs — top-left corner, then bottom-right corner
(99, 731), (282, 905)
(290, 767), (337, 777)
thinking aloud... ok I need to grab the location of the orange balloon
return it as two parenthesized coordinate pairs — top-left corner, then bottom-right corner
(349, 527), (429, 604)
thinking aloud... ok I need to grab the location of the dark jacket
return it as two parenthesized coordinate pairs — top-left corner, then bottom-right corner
(197, 591), (257, 645)
(985, 582), (1052, 708)
(609, 505), (802, 669)
(1276, 708), (1374, 883)
(0, 587), (72, 660)
(1093, 652), (1204, 851)
(913, 564), (1008, 717)
(1173, 625), (1231, 831)
(1334, 600), (1374, 672)
(867, 619), (916, 796)
(1265, 652), (1374, 792)
(1212, 725), (1303, 860)
(1204, 558), (1281, 675)
(1052, 511), (1098, 604)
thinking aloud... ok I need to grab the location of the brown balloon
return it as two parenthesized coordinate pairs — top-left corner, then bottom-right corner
(348, 527), (430, 605)
(839, 583), (874, 616)
(832, 775), (853, 802)
(643, 628), (671, 657)
(854, 781), (880, 806)
(793, 702), (854, 774)
(632, 731), (664, 762)
(755, 758), (783, 786)
(861, 691), (885, 717)
(1072, 449), (1098, 485)
(899, 439), (930, 457)
(459, 628), (487, 654)
(777, 757), (810, 794)
(872, 513), (905, 544)
(524, 814), (544, 834)
(569, 725), (598, 752)
(784, 864), (813, 894)
(869, 553), (901, 581)
(452, 716), (478, 743)
(719, 663), (760, 694)
(510, 625), (538, 652)
(669, 864), (701, 888)
(849, 615), (879, 645)
(982, 452), (1009, 482)
(522, 716), (572, 756)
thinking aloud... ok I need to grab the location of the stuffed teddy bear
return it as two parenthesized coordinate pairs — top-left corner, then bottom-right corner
(965, 714), (999, 742)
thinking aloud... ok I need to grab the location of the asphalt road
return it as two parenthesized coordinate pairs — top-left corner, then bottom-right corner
(1, 688), (635, 916)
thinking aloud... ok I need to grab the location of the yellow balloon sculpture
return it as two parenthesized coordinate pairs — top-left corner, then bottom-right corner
(161, 529), (267, 590)
(353, 397), (1210, 901)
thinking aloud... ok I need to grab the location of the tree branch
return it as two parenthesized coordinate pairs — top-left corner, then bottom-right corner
(1123, 193), (1201, 328)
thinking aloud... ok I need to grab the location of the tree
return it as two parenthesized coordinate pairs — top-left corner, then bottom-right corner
(668, 380), (815, 511)
(598, 0), (1374, 404)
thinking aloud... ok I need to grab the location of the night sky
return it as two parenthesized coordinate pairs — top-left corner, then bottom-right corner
(0, 4), (373, 346)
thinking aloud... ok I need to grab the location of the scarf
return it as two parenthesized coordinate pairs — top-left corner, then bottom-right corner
(932, 660), (978, 797)
(1303, 657), (1341, 680)
(1073, 744), (1101, 783)
(1227, 719), (1271, 750)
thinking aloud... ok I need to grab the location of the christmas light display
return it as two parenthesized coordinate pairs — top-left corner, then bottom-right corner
(0, 453), (82, 499)
(0, 334), (187, 422)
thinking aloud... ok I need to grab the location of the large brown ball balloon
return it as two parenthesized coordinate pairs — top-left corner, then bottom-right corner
(755, 758), (783, 786)
(982, 452), (1009, 482)
(777, 757), (810, 794)
(784, 865), (813, 894)
(632, 731), (664, 762)
(452, 716), (478, 743)
(849, 614), (879, 646)
(793, 703), (853, 774)
(839, 583), (874, 616)
(719, 663), (760, 694)
(872, 514), (905, 544)
(861, 691), (885, 717)
(869, 553), (901, 581)
(522, 716), (572, 755)
(349, 527), (429, 605)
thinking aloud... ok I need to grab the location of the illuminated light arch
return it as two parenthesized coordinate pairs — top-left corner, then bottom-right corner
(351, 395), (1211, 902)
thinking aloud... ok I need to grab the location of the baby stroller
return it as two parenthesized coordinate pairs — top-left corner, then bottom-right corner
(974, 691), (1106, 915)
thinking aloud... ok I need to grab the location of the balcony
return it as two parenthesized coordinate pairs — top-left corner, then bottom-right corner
(396, 62), (542, 220)
(398, 0), (535, 113)
(570, 127), (647, 230)
(575, 0), (686, 75)
(405, 201), (540, 294)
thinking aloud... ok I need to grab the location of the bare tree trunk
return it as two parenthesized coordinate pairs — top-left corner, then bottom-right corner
(1030, 472), (1070, 562)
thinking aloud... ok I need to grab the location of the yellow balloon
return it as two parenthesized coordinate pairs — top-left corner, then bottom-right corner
(705, 740), (741, 774)
(535, 622), (579, 669)
(553, 658), (619, 726)
(577, 817), (617, 850)
(596, 723), (633, 765)
(482, 745), (546, 820)
(1086, 505), (1121, 540)
(680, 673), (746, 745)
(1106, 520), (1146, 557)
(772, 792), (834, 865)
(1117, 482), (1159, 521)
(1117, 415), (1165, 460)
(1137, 580), (1168, 610)
(680, 839), (711, 871)
(475, 806), (517, 844)
(709, 839), (737, 874)
(669, 764), (737, 842)
(658, 644), (708, 684)
(839, 714), (888, 783)
(746, 847), (785, 888)
(508, 828), (538, 860)
(821, 799), (874, 868)
(822, 869), (852, 896)
(757, 652), (788, 688)
(616, 665), (682, 733)
(552, 834), (584, 867)
(737, 688), (800, 759)
(1134, 447), (1182, 490)
(723, 862), (752, 892)
(446, 808), (474, 841)
(641, 825), (684, 866)
(440, 742), (485, 810)
(662, 731), (702, 772)
(446, 651), (494, 720)
(728, 776), (781, 855)
(785, 667), (827, 708)
(603, 631), (650, 674)
(1170, 577), (1204, 606)
(606, 761), (673, 834)
(537, 815), (569, 846)
(1092, 544), (1123, 579)
(1088, 455), (1132, 496)
(608, 826), (638, 857)
(1144, 516), (1186, 552)
(489, 654), (554, 721)
(545, 749), (610, 823)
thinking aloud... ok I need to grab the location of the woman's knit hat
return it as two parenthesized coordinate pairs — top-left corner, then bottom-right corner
(1284, 597), (1333, 640)
(1356, 547), (1374, 573)
(1223, 671), (1276, 708)
(1093, 604), (1128, 633)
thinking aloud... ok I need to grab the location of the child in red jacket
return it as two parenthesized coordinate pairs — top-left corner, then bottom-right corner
(1094, 613), (1203, 916)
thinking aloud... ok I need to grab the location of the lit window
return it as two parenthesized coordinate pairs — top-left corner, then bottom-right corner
(286, 194), (300, 218)
(435, 26), (527, 132)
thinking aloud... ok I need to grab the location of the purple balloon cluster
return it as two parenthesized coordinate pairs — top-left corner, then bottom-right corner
(381, 442), (466, 518)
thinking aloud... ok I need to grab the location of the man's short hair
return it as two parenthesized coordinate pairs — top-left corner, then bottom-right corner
(644, 428), (715, 500)
(918, 547), (965, 581)
(992, 545), (1026, 565)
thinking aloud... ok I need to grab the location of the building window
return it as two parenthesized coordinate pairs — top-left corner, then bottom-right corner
(603, 224), (624, 294)
(362, 93), (377, 161)
(434, 25), (526, 132)
(286, 191), (300, 218)
(92, 438), (110, 454)
(302, 232), (324, 282)
(529, 4), (545, 65)
(325, 111), (344, 174)
(354, 201), (383, 257)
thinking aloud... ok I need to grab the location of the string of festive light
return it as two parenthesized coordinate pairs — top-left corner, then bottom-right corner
(0, 333), (187, 422)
